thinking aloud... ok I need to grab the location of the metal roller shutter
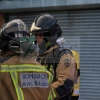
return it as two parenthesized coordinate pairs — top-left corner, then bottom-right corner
(9, 10), (100, 100)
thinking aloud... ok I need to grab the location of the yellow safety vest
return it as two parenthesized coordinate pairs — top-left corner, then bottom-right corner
(71, 50), (80, 96)
(1, 64), (53, 100)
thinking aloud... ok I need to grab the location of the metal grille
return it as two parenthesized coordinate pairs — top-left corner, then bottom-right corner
(9, 10), (100, 100)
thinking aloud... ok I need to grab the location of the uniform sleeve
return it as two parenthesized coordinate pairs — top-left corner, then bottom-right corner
(51, 53), (77, 98)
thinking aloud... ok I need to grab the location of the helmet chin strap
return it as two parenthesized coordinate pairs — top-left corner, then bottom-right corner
(38, 38), (48, 56)
(37, 37), (58, 56)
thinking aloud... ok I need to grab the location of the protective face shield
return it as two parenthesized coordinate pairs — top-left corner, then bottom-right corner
(0, 19), (35, 55)
(8, 37), (35, 55)
(30, 13), (62, 55)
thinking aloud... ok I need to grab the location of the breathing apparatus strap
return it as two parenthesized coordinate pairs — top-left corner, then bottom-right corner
(47, 48), (73, 80)
(46, 48), (60, 72)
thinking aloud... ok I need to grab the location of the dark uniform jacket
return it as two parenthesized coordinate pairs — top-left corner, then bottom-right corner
(36, 45), (78, 100)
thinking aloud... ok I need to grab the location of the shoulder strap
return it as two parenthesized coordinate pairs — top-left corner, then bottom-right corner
(53, 48), (72, 64)
(62, 48), (73, 56)
(52, 48), (72, 77)
(0, 54), (15, 63)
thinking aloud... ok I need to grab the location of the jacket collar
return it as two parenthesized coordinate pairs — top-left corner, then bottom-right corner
(44, 45), (59, 54)
(38, 45), (59, 59)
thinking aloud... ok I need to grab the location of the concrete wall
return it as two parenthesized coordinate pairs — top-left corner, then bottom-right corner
(0, 13), (5, 28)
(0, 0), (100, 13)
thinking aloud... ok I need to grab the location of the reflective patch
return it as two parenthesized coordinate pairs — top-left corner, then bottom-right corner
(46, 42), (51, 47)
(20, 25), (24, 29)
(75, 77), (78, 84)
(73, 90), (79, 95)
(20, 73), (49, 88)
(64, 58), (71, 67)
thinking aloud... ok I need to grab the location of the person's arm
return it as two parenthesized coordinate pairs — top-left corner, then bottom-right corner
(51, 53), (77, 99)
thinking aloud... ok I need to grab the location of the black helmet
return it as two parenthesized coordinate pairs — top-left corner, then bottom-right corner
(0, 19), (34, 55)
(31, 13), (62, 39)
(30, 13), (62, 55)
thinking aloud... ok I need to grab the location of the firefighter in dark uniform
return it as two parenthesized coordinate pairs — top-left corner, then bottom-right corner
(30, 13), (78, 100)
(0, 19), (53, 100)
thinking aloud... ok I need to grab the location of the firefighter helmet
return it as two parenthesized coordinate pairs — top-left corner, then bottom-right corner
(0, 19), (34, 55)
(30, 13), (62, 55)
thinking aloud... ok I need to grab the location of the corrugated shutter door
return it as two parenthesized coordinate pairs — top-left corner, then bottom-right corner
(9, 10), (100, 100)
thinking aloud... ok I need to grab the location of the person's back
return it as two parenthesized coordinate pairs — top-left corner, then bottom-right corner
(0, 53), (53, 100)
(0, 19), (53, 100)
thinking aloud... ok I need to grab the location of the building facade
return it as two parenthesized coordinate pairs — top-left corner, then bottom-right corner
(0, 13), (5, 29)
(0, 0), (100, 100)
